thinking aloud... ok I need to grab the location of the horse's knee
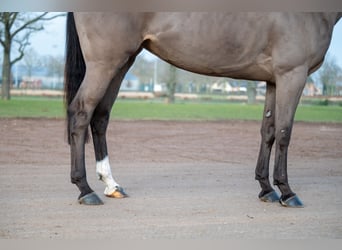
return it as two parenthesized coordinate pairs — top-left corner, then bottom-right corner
(275, 127), (292, 148)
(71, 171), (85, 184)
(260, 124), (275, 146)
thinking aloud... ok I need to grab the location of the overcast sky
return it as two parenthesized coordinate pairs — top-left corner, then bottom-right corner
(29, 14), (342, 69)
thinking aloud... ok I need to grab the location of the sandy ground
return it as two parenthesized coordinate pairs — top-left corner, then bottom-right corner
(0, 119), (341, 239)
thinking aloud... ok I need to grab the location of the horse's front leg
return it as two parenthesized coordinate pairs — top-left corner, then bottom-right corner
(255, 82), (280, 203)
(273, 65), (307, 208)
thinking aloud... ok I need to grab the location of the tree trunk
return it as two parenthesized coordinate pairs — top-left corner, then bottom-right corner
(322, 83), (327, 96)
(1, 48), (11, 100)
(166, 65), (177, 104)
(247, 81), (257, 104)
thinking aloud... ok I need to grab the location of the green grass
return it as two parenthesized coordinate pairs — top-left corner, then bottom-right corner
(0, 97), (65, 118)
(1, 97), (342, 123)
(111, 101), (265, 120)
(295, 105), (342, 122)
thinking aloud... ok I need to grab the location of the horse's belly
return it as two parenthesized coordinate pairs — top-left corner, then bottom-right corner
(144, 41), (274, 81)
(143, 13), (274, 81)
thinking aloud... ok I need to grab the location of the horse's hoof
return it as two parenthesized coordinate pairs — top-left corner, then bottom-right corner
(259, 190), (280, 202)
(105, 186), (128, 199)
(279, 195), (304, 208)
(78, 192), (104, 205)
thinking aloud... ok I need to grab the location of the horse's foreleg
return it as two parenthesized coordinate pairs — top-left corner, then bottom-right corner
(273, 66), (307, 208)
(255, 82), (279, 202)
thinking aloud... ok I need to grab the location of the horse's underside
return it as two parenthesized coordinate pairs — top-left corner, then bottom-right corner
(65, 12), (341, 206)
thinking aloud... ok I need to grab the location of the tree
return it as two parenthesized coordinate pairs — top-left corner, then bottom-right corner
(0, 12), (64, 100)
(44, 54), (64, 78)
(166, 64), (177, 103)
(130, 54), (155, 84)
(22, 48), (42, 78)
(317, 55), (342, 96)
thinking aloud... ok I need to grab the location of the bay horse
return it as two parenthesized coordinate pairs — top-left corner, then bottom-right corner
(64, 12), (341, 207)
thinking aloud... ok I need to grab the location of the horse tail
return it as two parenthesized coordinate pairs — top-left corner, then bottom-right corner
(64, 12), (88, 143)
(64, 12), (85, 106)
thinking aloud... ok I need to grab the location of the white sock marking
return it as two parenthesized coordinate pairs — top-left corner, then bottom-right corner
(96, 156), (120, 195)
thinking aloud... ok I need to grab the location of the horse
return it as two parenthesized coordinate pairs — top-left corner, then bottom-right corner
(64, 12), (341, 207)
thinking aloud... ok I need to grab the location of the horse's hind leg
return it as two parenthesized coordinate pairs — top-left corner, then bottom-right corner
(91, 97), (126, 199)
(68, 60), (130, 205)
(273, 65), (307, 208)
(255, 82), (279, 202)
(90, 56), (137, 199)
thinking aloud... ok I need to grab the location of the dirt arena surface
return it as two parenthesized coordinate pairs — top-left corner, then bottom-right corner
(0, 118), (341, 239)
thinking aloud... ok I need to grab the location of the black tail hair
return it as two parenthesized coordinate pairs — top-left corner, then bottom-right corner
(64, 12), (88, 144)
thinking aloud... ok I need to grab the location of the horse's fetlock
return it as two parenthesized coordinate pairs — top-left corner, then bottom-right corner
(273, 175), (289, 186)
(71, 174), (83, 184)
(96, 172), (103, 181)
(96, 169), (110, 180)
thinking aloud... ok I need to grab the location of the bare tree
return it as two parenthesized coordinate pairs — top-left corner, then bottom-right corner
(50, 56), (65, 79)
(23, 48), (42, 78)
(130, 54), (155, 84)
(317, 55), (342, 96)
(0, 12), (65, 100)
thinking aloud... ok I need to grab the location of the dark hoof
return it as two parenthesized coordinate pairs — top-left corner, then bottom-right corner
(78, 192), (104, 205)
(106, 186), (128, 199)
(259, 190), (280, 202)
(280, 195), (304, 208)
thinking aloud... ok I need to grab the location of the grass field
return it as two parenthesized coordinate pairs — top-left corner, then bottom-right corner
(0, 97), (342, 122)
